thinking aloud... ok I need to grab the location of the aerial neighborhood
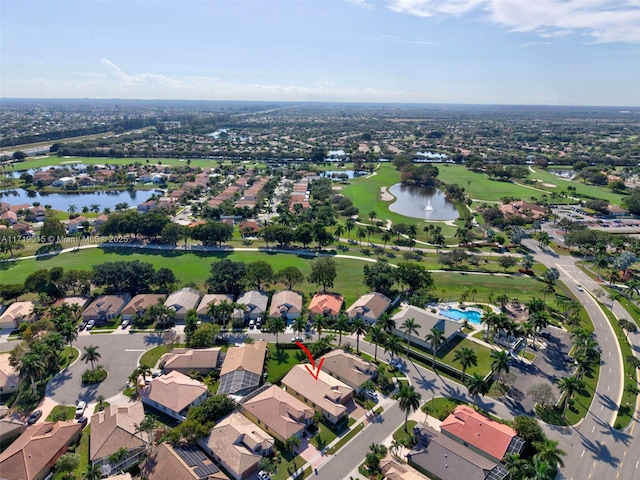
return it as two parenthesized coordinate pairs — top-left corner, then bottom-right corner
(0, 100), (639, 480)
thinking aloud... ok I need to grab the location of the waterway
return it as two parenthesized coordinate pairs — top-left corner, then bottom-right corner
(0, 188), (157, 211)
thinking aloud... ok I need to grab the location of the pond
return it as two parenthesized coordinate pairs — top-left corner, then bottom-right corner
(322, 170), (367, 180)
(0, 188), (158, 211)
(388, 183), (459, 221)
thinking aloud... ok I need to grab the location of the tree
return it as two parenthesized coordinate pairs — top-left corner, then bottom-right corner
(55, 452), (80, 479)
(384, 334), (402, 359)
(134, 415), (158, 450)
(395, 262), (433, 292)
(533, 438), (566, 469)
(527, 383), (555, 408)
(16, 350), (45, 395)
(265, 317), (286, 346)
(334, 313), (351, 346)
(59, 320), (78, 349)
(543, 267), (560, 285)
(376, 313), (396, 333)
(81, 345), (101, 370)
(285, 434), (301, 456)
(466, 373), (489, 408)
(397, 384), (421, 432)
(84, 463), (103, 480)
(370, 324), (386, 361)
(41, 217), (65, 243)
(490, 349), (511, 379)
(0, 228), (24, 257)
(453, 346), (478, 380)
(401, 317), (421, 355)
(352, 317), (368, 353)
(497, 255), (518, 272)
(276, 266), (304, 289)
(190, 323), (221, 348)
(308, 257), (337, 291)
(557, 375), (585, 415)
(206, 259), (247, 296)
(511, 415), (545, 445)
(246, 261), (274, 290)
(425, 327), (446, 369)
(363, 262), (396, 295)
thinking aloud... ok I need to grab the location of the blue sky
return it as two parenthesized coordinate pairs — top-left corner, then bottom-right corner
(1, 0), (639, 106)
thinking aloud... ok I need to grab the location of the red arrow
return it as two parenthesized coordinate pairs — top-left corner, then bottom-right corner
(296, 341), (324, 380)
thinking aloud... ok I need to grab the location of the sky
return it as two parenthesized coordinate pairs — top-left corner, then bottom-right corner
(1, 0), (639, 106)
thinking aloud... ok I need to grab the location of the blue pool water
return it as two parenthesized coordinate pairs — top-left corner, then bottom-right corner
(440, 308), (483, 325)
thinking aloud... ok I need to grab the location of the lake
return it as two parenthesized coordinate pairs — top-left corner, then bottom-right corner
(322, 170), (367, 180)
(0, 188), (158, 211)
(388, 183), (459, 221)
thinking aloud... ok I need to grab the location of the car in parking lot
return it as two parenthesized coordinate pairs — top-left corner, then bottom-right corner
(75, 401), (86, 418)
(26, 410), (42, 425)
(249, 319), (255, 329)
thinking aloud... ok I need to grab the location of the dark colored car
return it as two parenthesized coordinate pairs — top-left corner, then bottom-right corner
(26, 410), (42, 425)
(77, 416), (88, 427)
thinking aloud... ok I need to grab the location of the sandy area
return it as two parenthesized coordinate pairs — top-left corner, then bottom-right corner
(331, 186), (343, 191)
(542, 182), (557, 188)
(380, 186), (394, 201)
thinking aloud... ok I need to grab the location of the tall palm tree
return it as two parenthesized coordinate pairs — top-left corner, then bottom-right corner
(85, 463), (103, 480)
(503, 453), (529, 479)
(19, 352), (46, 395)
(68, 204), (77, 214)
(453, 346), (478, 381)
(384, 334), (402, 360)
(376, 313), (396, 333)
(266, 317), (286, 347)
(334, 313), (351, 346)
(397, 384), (421, 432)
(292, 316), (307, 337)
(314, 314), (330, 341)
(557, 375), (585, 415)
(466, 373), (489, 408)
(81, 345), (101, 371)
(352, 317), (368, 353)
(532, 439), (566, 469)
(425, 327), (446, 369)
(345, 218), (356, 239)
(59, 320), (78, 349)
(285, 434), (302, 456)
(370, 324), (386, 361)
(490, 349), (511, 379)
(529, 458), (554, 480)
(381, 231), (392, 247)
(401, 318), (421, 355)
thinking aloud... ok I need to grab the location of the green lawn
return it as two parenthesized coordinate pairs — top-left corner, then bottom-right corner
(437, 336), (494, 377)
(326, 422), (365, 455)
(392, 419), (417, 445)
(309, 421), (338, 449)
(265, 344), (307, 384)
(528, 167), (626, 205)
(46, 405), (76, 422)
(271, 450), (305, 480)
(54, 425), (90, 480)
(139, 344), (178, 369)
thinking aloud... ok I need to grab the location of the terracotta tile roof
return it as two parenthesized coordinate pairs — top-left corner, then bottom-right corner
(196, 294), (234, 317)
(121, 294), (166, 317)
(440, 405), (522, 461)
(0, 421), (82, 480)
(81, 295), (129, 320)
(268, 290), (303, 318)
(141, 371), (208, 415)
(198, 412), (274, 479)
(308, 294), (344, 316)
(322, 349), (375, 389)
(281, 365), (353, 418)
(240, 385), (314, 440)
(347, 292), (392, 322)
(161, 348), (221, 374)
(0, 301), (34, 328)
(141, 443), (228, 480)
(89, 402), (148, 462)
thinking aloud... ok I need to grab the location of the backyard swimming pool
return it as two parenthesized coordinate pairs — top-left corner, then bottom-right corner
(440, 308), (483, 325)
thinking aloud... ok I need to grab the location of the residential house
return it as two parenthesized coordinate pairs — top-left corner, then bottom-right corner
(499, 200), (547, 220)
(53, 296), (91, 311)
(0, 211), (17, 224)
(239, 385), (314, 443)
(8, 203), (30, 214)
(0, 416), (25, 447)
(281, 364), (353, 424)
(137, 200), (158, 214)
(94, 214), (109, 227)
(0, 421), (83, 480)
(346, 292), (392, 323)
(440, 405), (525, 463)
(198, 412), (274, 480)
(32, 171), (55, 185)
(121, 294), (166, 321)
(196, 293), (234, 320)
(30, 206), (47, 222)
(408, 423), (509, 480)
(10, 222), (31, 235)
(141, 443), (229, 480)
(89, 402), (149, 475)
(67, 215), (88, 234)
(233, 290), (269, 321)
(380, 455), (430, 480)
(164, 288), (201, 322)
(308, 293), (344, 319)
(0, 301), (35, 330)
(268, 290), (303, 321)
(217, 341), (267, 396)
(160, 347), (222, 375)
(391, 305), (462, 353)
(52, 176), (75, 188)
(0, 354), (20, 394)
(81, 295), (130, 324)
(141, 371), (208, 422)
(322, 349), (375, 393)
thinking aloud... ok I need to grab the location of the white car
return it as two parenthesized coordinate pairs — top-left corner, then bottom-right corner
(576, 284), (584, 292)
(75, 401), (86, 418)
(257, 471), (271, 480)
(390, 358), (402, 369)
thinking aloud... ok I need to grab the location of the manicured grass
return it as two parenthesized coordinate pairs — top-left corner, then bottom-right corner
(61, 346), (79, 369)
(271, 450), (305, 480)
(139, 344), (176, 369)
(392, 419), (417, 445)
(437, 336), (494, 377)
(265, 344), (307, 384)
(55, 425), (90, 480)
(528, 167), (626, 205)
(310, 421), (338, 449)
(326, 422), (365, 454)
(46, 405), (76, 422)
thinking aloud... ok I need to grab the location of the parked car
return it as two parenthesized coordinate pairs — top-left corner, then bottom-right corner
(78, 322), (86, 331)
(86, 319), (96, 330)
(292, 336), (304, 343)
(249, 319), (255, 329)
(257, 471), (271, 480)
(75, 401), (86, 418)
(256, 317), (262, 329)
(214, 334), (228, 344)
(539, 330), (551, 339)
(77, 416), (88, 427)
(121, 319), (129, 328)
(26, 410), (42, 425)
(364, 389), (378, 401)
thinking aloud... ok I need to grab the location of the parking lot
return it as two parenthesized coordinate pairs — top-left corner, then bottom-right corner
(507, 325), (576, 413)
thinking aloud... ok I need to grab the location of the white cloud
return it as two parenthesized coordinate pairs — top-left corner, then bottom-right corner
(100, 58), (185, 87)
(388, 0), (640, 43)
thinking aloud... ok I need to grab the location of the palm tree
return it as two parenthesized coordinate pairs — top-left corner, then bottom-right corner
(466, 373), (489, 408)
(292, 316), (307, 337)
(84, 463), (103, 480)
(490, 349), (511, 379)
(68, 204), (77, 214)
(453, 346), (478, 381)
(425, 327), (446, 369)
(345, 218), (356, 239)
(370, 324), (386, 361)
(334, 313), (351, 346)
(357, 227), (366, 246)
(529, 458), (554, 480)
(352, 317), (368, 353)
(90, 203), (101, 219)
(376, 313), (396, 333)
(381, 231), (392, 247)
(369, 211), (377, 223)
(285, 435), (302, 456)
(384, 334), (402, 360)
(401, 318), (421, 355)
(397, 384), (421, 432)
(266, 317), (286, 347)
(81, 345), (101, 371)
(334, 224), (344, 239)
(19, 352), (46, 395)
(96, 394), (105, 411)
(503, 453), (529, 480)
(314, 314), (330, 341)
(59, 320), (78, 349)
(557, 375), (585, 415)
(533, 438), (566, 469)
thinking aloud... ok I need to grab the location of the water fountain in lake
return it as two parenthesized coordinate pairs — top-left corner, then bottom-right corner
(425, 200), (434, 212)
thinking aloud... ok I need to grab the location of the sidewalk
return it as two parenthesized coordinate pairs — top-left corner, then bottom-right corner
(287, 394), (398, 480)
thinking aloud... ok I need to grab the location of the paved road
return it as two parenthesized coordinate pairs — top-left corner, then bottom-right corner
(46, 331), (165, 406)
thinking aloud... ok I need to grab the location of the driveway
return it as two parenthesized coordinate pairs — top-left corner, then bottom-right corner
(47, 332), (164, 405)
